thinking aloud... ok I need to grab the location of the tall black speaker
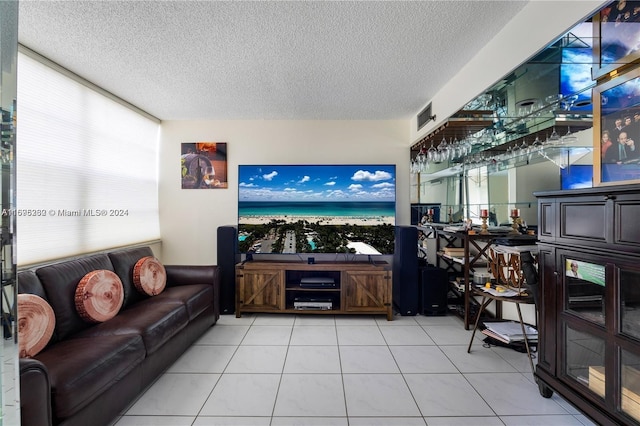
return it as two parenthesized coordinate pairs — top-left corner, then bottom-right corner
(420, 266), (448, 316)
(217, 225), (240, 314)
(392, 226), (419, 316)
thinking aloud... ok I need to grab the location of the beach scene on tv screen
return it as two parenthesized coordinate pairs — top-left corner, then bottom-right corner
(238, 164), (396, 255)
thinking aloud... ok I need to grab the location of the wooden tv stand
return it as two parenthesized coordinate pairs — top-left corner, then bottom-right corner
(235, 260), (393, 320)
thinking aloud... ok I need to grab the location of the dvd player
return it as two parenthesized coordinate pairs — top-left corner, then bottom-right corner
(294, 297), (333, 310)
(300, 276), (336, 288)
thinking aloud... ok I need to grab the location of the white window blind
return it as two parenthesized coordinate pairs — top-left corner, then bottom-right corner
(16, 52), (160, 266)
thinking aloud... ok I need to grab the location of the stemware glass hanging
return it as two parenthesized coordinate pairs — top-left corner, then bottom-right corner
(426, 141), (437, 164)
(531, 135), (543, 150)
(410, 157), (418, 173)
(465, 130), (478, 147)
(462, 137), (473, 156)
(545, 94), (563, 108)
(548, 127), (561, 145)
(451, 137), (461, 160)
(411, 145), (430, 173)
(418, 147), (427, 173)
(561, 126), (578, 144)
(448, 138), (456, 160)
(480, 129), (494, 146)
(410, 149), (421, 173)
(532, 99), (546, 117)
(436, 136), (449, 163)
(529, 136), (543, 161)
(519, 140), (528, 158)
(504, 146), (514, 160)
(561, 94), (579, 111)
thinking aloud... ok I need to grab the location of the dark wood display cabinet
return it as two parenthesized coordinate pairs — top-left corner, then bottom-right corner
(535, 185), (640, 425)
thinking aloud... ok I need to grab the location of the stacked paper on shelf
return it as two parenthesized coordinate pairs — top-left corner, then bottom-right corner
(451, 279), (465, 291)
(443, 226), (465, 232)
(482, 321), (538, 343)
(444, 247), (465, 256)
(479, 286), (521, 297)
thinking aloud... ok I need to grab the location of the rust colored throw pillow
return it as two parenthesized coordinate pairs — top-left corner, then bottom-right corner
(18, 293), (56, 358)
(133, 256), (166, 296)
(75, 270), (124, 323)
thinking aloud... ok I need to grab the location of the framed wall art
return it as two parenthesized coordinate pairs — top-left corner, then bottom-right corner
(181, 142), (228, 189)
(592, 1), (640, 80)
(593, 66), (640, 186)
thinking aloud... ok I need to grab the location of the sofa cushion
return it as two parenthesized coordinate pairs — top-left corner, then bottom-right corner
(35, 254), (115, 340)
(77, 301), (189, 354)
(133, 256), (166, 296)
(75, 270), (124, 323)
(33, 334), (145, 420)
(156, 284), (214, 320)
(17, 270), (48, 300)
(17, 294), (55, 358)
(108, 247), (154, 308)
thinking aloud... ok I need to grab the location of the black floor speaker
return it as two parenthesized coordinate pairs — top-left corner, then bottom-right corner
(420, 266), (448, 316)
(392, 226), (419, 316)
(217, 225), (240, 314)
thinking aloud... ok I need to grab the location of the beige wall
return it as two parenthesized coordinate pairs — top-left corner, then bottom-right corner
(159, 120), (408, 264)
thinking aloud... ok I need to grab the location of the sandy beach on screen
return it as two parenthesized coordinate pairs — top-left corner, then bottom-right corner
(239, 215), (394, 226)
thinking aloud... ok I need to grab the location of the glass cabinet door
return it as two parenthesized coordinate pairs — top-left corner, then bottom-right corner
(565, 325), (606, 399)
(619, 268), (640, 422)
(621, 269), (640, 341)
(557, 250), (609, 400)
(558, 248), (640, 423)
(563, 257), (607, 326)
(621, 349), (640, 423)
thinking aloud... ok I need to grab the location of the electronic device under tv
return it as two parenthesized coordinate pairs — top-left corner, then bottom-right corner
(237, 164), (396, 255)
(561, 164), (593, 190)
(299, 276), (336, 288)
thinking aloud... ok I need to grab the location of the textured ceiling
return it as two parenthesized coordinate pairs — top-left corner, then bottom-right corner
(18, 1), (528, 121)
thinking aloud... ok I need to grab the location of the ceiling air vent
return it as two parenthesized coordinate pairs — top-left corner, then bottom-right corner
(417, 103), (435, 131)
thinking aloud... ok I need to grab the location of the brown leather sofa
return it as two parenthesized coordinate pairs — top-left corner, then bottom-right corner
(18, 246), (220, 426)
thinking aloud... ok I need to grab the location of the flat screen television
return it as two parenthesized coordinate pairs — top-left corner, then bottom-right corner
(561, 164), (593, 190)
(238, 164), (396, 255)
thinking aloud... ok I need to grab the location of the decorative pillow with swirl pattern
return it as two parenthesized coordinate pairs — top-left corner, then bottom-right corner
(133, 256), (166, 296)
(18, 293), (55, 358)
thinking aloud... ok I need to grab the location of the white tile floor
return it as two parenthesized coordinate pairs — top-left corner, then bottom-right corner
(112, 313), (597, 426)
(3, 336), (19, 426)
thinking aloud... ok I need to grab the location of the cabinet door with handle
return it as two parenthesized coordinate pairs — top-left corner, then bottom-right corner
(343, 270), (391, 313)
(236, 268), (283, 312)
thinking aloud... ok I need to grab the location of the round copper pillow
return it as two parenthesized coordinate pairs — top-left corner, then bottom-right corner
(75, 270), (124, 323)
(133, 256), (166, 296)
(18, 294), (55, 358)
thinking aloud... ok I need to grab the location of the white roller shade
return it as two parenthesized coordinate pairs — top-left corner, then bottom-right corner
(16, 52), (160, 265)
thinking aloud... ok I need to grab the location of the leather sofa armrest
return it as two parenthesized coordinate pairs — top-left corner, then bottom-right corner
(20, 357), (52, 426)
(164, 265), (220, 319)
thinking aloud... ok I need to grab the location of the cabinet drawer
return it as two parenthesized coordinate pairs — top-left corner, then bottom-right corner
(560, 201), (607, 242)
(537, 188), (640, 252)
(616, 198), (640, 248)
